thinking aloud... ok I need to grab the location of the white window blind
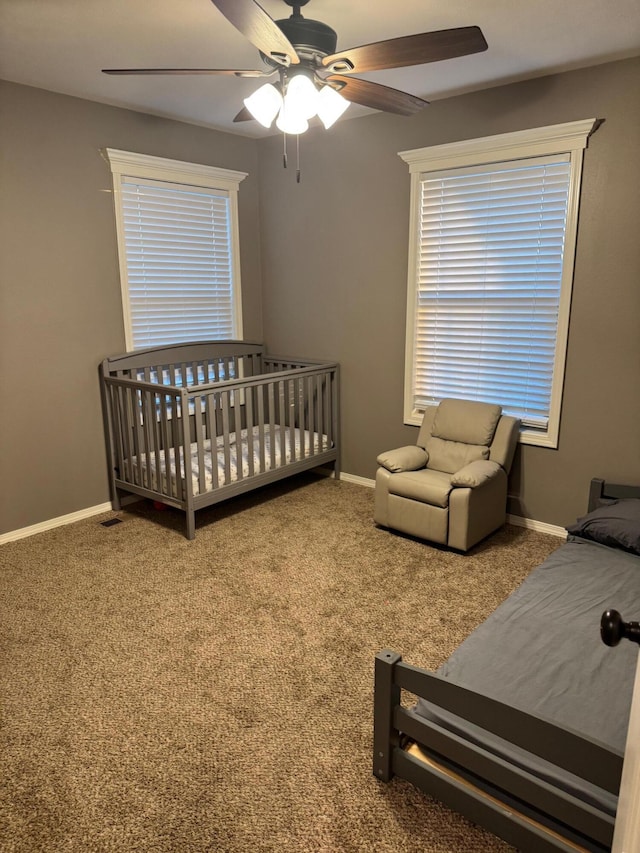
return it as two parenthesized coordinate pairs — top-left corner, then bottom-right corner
(401, 120), (596, 447)
(413, 155), (571, 430)
(105, 149), (247, 352)
(121, 178), (235, 349)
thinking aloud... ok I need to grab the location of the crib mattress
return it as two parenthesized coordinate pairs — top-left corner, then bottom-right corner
(129, 425), (331, 497)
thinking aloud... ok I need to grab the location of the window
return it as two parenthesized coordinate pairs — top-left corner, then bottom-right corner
(105, 149), (247, 350)
(400, 119), (596, 447)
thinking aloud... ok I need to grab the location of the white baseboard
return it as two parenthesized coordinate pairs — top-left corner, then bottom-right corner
(1, 474), (566, 544)
(0, 502), (113, 545)
(507, 514), (566, 538)
(340, 472), (375, 489)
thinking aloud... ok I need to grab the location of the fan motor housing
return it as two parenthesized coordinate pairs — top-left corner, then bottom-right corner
(263, 16), (337, 64)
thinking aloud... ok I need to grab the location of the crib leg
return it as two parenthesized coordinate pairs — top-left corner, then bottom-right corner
(186, 510), (196, 541)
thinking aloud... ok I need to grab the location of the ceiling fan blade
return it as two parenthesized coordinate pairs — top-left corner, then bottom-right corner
(102, 68), (269, 77)
(233, 106), (255, 122)
(210, 0), (299, 66)
(327, 75), (428, 116)
(322, 26), (487, 74)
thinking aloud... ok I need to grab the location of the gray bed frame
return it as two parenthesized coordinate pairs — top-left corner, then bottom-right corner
(374, 478), (639, 853)
(100, 341), (340, 539)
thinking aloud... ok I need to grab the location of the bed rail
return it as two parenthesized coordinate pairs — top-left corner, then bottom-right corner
(588, 477), (640, 512)
(374, 650), (621, 853)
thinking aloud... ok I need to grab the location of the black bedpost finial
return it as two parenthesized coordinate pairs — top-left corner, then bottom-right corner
(601, 609), (640, 647)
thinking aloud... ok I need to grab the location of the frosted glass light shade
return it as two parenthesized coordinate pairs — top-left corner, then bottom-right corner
(317, 85), (350, 129)
(243, 83), (283, 128)
(275, 103), (309, 135)
(285, 74), (319, 121)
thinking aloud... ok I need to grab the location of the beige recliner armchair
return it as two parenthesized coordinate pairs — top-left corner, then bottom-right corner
(374, 399), (520, 552)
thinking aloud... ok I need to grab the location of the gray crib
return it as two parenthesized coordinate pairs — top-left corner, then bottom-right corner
(100, 341), (340, 539)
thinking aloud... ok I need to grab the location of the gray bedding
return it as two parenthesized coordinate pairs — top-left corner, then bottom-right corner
(415, 535), (640, 811)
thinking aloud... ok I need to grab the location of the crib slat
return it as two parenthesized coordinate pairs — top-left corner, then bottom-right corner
(278, 379), (286, 469)
(203, 393), (218, 491)
(132, 389), (146, 485)
(289, 378), (297, 463)
(159, 393), (172, 498)
(246, 387), (255, 478)
(178, 389), (195, 533)
(298, 376), (306, 459)
(268, 382), (277, 470)
(174, 393), (185, 500)
(221, 392), (232, 485)
(316, 375), (324, 451)
(234, 387), (243, 482)
(327, 371), (333, 449)
(257, 385), (266, 473)
(151, 391), (163, 495)
(140, 389), (153, 490)
(307, 375), (315, 457)
(111, 385), (126, 481)
(119, 386), (134, 484)
(193, 396), (207, 495)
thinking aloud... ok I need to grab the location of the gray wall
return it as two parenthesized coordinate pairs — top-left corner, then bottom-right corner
(1, 58), (639, 536)
(257, 57), (640, 528)
(0, 80), (263, 534)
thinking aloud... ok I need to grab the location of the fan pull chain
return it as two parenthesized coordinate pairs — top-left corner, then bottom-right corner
(283, 131), (287, 169)
(296, 134), (301, 183)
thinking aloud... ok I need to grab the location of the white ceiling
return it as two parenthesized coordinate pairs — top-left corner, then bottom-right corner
(1, 0), (640, 138)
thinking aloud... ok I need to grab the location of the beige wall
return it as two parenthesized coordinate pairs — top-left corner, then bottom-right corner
(0, 81), (263, 534)
(257, 57), (640, 528)
(2, 57), (639, 536)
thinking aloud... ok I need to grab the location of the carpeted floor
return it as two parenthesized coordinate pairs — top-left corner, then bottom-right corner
(0, 474), (561, 852)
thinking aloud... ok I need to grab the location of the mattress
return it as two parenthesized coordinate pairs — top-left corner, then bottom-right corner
(130, 425), (331, 497)
(415, 536), (640, 812)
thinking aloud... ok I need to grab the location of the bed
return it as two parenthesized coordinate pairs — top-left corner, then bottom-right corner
(374, 478), (640, 852)
(100, 341), (340, 539)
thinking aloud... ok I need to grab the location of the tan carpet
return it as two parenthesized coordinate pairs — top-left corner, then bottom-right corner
(0, 474), (561, 852)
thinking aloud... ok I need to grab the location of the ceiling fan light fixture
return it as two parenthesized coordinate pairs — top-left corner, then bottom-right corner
(316, 85), (350, 129)
(243, 82), (283, 127)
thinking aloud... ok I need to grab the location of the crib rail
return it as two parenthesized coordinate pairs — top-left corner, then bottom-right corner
(103, 340), (266, 388)
(100, 346), (339, 538)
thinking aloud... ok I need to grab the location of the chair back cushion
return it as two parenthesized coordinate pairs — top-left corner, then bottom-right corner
(425, 436), (489, 474)
(424, 399), (502, 475)
(431, 399), (502, 445)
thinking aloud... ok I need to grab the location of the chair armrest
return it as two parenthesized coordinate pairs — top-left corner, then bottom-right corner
(451, 459), (502, 488)
(377, 446), (429, 473)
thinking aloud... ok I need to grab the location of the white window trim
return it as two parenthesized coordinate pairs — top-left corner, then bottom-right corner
(399, 118), (597, 448)
(104, 148), (248, 351)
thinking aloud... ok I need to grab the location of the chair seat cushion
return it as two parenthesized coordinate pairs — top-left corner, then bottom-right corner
(388, 469), (453, 508)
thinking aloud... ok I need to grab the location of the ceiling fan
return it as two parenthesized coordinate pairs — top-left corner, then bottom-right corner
(103, 0), (488, 131)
